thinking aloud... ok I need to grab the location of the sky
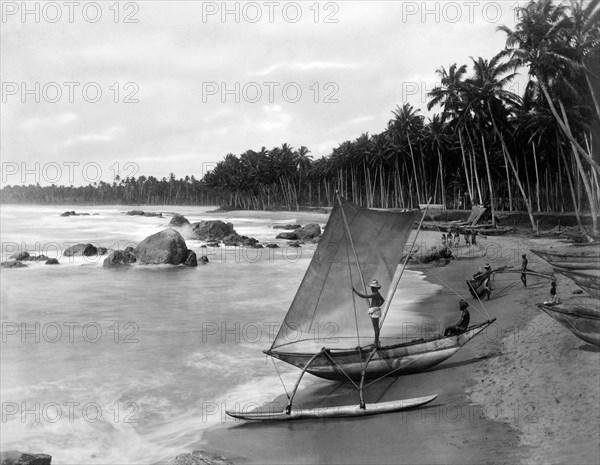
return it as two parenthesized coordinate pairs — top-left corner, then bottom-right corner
(1, 0), (529, 186)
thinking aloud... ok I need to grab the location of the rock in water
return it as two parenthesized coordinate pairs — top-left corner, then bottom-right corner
(1, 261), (27, 268)
(134, 229), (188, 265)
(184, 250), (198, 267)
(0, 451), (52, 465)
(273, 224), (301, 230)
(96, 247), (108, 256)
(126, 210), (163, 217)
(45, 258), (59, 265)
(295, 223), (321, 241)
(64, 243), (97, 257)
(9, 251), (30, 261)
(275, 231), (297, 240)
(103, 250), (136, 268)
(199, 255), (209, 264)
(189, 221), (235, 241)
(169, 214), (191, 227)
(169, 450), (233, 465)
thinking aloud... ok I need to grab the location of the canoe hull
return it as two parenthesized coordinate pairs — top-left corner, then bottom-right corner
(537, 302), (600, 346)
(268, 320), (494, 381)
(532, 248), (600, 266)
(556, 270), (600, 298)
(226, 395), (438, 421)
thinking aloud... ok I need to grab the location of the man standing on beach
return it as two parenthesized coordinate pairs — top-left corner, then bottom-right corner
(521, 254), (528, 287)
(353, 279), (384, 348)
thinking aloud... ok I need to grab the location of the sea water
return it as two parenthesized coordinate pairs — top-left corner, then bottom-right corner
(0, 205), (440, 464)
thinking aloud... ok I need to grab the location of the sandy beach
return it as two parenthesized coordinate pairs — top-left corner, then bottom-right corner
(194, 229), (600, 465)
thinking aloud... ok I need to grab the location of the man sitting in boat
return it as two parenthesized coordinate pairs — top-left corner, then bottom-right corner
(444, 299), (470, 336)
(352, 279), (384, 348)
(466, 264), (493, 300)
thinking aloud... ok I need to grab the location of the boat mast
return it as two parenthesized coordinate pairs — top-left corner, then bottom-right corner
(379, 198), (431, 328)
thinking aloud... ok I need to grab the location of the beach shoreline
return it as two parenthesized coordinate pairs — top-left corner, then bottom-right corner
(188, 231), (599, 465)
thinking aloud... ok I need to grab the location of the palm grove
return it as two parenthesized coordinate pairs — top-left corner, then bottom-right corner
(2, 0), (599, 234)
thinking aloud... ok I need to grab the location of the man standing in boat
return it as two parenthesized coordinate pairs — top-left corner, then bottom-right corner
(353, 279), (384, 348)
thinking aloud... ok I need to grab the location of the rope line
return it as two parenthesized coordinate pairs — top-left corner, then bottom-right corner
(269, 356), (290, 399)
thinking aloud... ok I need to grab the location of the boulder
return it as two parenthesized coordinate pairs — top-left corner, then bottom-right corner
(295, 223), (321, 241)
(10, 251), (30, 261)
(265, 243), (279, 248)
(29, 255), (49, 262)
(64, 243), (97, 257)
(287, 241), (301, 248)
(1, 260), (27, 268)
(103, 250), (134, 268)
(275, 231), (297, 240)
(169, 214), (191, 227)
(134, 228), (188, 265)
(0, 451), (52, 465)
(184, 250), (198, 267)
(45, 258), (59, 265)
(199, 255), (209, 264)
(124, 246), (135, 253)
(189, 221), (236, 241)
(60, 210), (76, 217)
(97, 247), (108, 256)
(169, 450), (233, 465)
(222, 234), (259, 247)
(273, 224), (301, 230)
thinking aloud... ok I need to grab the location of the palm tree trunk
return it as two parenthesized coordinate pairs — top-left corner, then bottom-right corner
(559, 144), (587, 236)
(458, 130), (474, 207)
(532, 141), (541, 212)
(407, 133), (422, 205)
(559, 101), (598, 235)
(481, 136), (496, 227)
(539, 82), (600, 175)
(489, 103), (536, 231)
(436, 147), (446, 209)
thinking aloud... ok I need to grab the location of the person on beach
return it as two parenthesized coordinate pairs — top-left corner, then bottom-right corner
(520, 254), (528, 287)
(353, 279), (384, 348)
(454, 231), (460, 247)
(467, 264), (492, 300)
(447, 232), (453, 247)
(544, 278), (559, 304)
(444, 299), (470, 336)
(471, 230), (477, 245)
(465, 230), (471, 247)
(442, 233), (447, 246)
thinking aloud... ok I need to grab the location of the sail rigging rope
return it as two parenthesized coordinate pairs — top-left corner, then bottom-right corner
(269, 355), (290, 399)
(343, 220), (363, 350)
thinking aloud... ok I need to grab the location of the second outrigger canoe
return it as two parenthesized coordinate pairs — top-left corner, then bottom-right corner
(537, 299), (600, 346)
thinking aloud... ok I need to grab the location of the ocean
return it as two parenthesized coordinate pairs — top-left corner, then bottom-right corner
(0, 205), (441, 464)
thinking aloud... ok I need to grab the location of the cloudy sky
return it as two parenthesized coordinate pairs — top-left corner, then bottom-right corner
(1, 1), (527, 186)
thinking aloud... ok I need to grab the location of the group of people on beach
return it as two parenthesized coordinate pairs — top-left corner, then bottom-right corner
(442, 229), (477, 248)
(354, 252), (559, 348)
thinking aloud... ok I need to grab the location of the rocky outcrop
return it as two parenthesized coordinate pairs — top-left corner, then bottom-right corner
(199, 255), (209, 264)
(275, 231), (297, 240)
(103, 250), (136, 268)
(275, 223), (321, 242)
(29, 255), (49, 262)
(189, 221), (236, 241)
(133, 229), (188, 265)
(169, 450), (233, 465)
(295, 223), (321, 241)
(60, 211), (91, 217)
(97, 247), (108, 256)
(0, 451), (52, 465)
(64, 243), (97, 257)
(273, 224), (301, 230)
(126, 210), (163, 217)
(184, 250), (198, 267)
(45, 258), (59, 265)
(265, 243), (279, 248)
(1, 261), (27, 268)
(287, 241), (301, 247)
(222, 234), (259, 247)
(9, 251), (30, 261)
(169, 214), (191, 227)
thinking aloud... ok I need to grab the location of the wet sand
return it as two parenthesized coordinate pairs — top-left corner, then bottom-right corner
(194, 230), (600, 464)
